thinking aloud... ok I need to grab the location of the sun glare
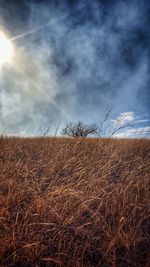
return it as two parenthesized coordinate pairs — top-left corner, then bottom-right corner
(0, 31), (14, 67)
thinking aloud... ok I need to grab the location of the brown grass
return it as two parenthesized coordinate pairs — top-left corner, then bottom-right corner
(0, 136), (150, 267)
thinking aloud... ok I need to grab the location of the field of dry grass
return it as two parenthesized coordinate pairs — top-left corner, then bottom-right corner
(0, 136), (150, 267)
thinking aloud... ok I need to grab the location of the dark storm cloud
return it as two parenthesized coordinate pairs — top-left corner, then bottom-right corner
(0, 0), (149, 135)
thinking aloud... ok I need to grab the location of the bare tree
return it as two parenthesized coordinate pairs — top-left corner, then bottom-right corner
(61, 121), (99, 138)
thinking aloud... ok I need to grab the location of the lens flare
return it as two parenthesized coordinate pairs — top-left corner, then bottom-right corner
(0, 31), (14, 67)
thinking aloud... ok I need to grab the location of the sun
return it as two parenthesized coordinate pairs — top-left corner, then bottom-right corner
(0, 31), (14, 67)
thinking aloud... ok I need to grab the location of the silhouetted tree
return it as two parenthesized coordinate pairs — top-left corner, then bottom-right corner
(61, 121), (99, 138)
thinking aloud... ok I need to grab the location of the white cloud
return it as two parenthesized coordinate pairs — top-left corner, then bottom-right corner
(135, 119), (150, 123)
(114, 126), (150, 138)
(128, 127), (150, 134)
(111, 112), (135, 126)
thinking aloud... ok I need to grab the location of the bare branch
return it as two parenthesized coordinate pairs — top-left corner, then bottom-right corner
(61, 121), (99, 138)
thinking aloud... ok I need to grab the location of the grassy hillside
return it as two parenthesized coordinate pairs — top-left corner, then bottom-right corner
(0, 137), (150, 267)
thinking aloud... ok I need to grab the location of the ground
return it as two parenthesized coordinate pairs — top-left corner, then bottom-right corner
(0, 137), (150, 266)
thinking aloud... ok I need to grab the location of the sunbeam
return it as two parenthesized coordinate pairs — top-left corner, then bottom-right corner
(11, 4), (86, 41)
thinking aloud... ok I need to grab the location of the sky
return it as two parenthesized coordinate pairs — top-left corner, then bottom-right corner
(0, 0), (150, 137)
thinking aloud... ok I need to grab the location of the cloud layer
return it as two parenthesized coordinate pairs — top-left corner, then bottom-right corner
(0, 0), (149, 136)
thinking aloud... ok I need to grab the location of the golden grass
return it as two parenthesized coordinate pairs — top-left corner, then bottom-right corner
(0, 137), (150, 266)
